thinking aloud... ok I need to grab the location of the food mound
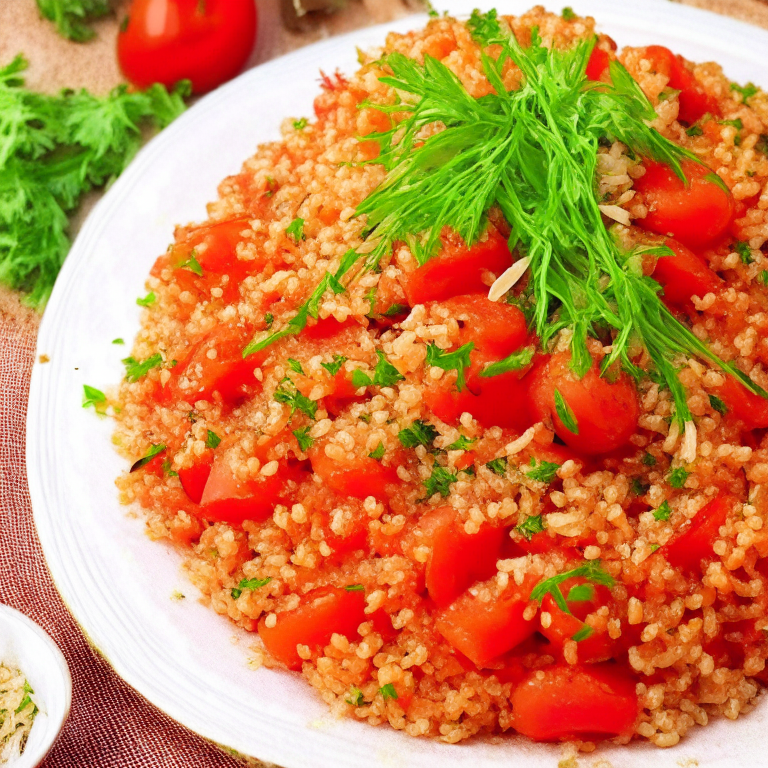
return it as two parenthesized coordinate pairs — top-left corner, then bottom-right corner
(113, 7), (768, 748)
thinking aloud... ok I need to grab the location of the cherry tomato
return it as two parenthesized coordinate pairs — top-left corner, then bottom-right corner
(527, 352), (640, 455)
(712, 376), (768, 429)
(509, 664), (639, 741)
(633, 159), (734, 249)
(652, 238), (722, 308)
(118, 0), (258, 94)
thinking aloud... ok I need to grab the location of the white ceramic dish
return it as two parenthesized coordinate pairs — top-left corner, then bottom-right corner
(0, 605), (71, 767)
(27, 1), (768, 766)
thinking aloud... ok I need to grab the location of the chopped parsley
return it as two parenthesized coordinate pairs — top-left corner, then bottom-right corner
(344, 584), (365, 592)
(446, 435), (476, 451)
(485, 457), (508, 476)
(685, 124), (703, 137)
(112, 338), (124, 345)
(379, 683), (398, 700)
(369, 442), (386, 460)
(346, 686), (364, 706)
(515, 514), (546, 540)
(653, 500), (672, 521)
(273, 378), (317, 420)
(352, 351), (404, 389)
(293, 426), (314, 452)
(530, 560), (615, 616)
(82, 384), (106, 412)
(649, 543), (660, 553)
(760, 271), (768, 287)
(733, 240), (753, 264)
(631, 478), (650, 496)
(526, 458), (560, 484)
(293, 117), (309, 130)
(730, 81), (759, 102)
(265, 312), (274, 329)
(566, 583), (594, 602)
(231, 576), (272, 600)
(479, 346), (534, 378)
(382, 303), (408, 317)
(561, 6), (576, 20)
(398, 420), (438, 449)
(642, 452), (657, 467)
(668, 467), (690, 489)
(161, 459), (178, 477)
(423, 464), (458, 498)
(321, 354), (348, 376)
(287, 358), (305, 375)
(554, 389), (579, 434)
(719, 118), (743, 130)
(571, 625), (595, 642)
(205, 430), (221, 450)
(179, 252), (203, 276)
(123, 353), (163, 382)
(425, 342), (474, 391)
(136, 291), (156, 307)
(709, 394), (728, 416)
(130, 443), (166, 473)
(285, 217), (306, 242)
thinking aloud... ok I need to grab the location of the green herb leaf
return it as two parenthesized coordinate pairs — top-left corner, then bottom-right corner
(561, 6), (576, 20)
(345, 584), (365, 592)
(179, 252), (203, 276)
(479, 346), (534, 378)
(571, 625), (595, 642)
(515, 514), (546, 540)
(425, 342), (474, 391)
(285, 217), (306, 242)
(642, 452), (657, 466)
(649, 543), (660, 553)
(423, 464), (458, 498)
(293, 426), (314, 452)
(136, 291), (156, 307)
(36, 0), (111, 41)
(205, 430), (221, 449)
(273, 378), (317, 420)
(526, 458), (560, 484)
(130, 443), (166, 472)
(446, 435), (476, 451)
(719, 118), (743, 130)
(653, 500), (672, 521)
(530, 560), (615, 616)
(231, 576), (272, 599)
(709, 394), (728, 415)
(293, 117), (309, 130)
(382, 303), (408, 316)
(485, 457), (508, 476)
(161, 459), (178, 477)
(112, 338), (124, 345)
(730, 82), (759, 102)
(352, 351), (404, 389)
(321, 354), (348, 376)
(346, 685), (364, 706)
(760, 271), (768, 287)
(685, 124), (703, 137)
(554, 389), (579, 434)
(82, 384), (106, 411)
(398, 420), (438, 448)
(733, 241), (753, 264)
(566, 583), (594, 602)
(265, 313), (274, 329)
(287, 358), (305, 375)
(123, 353), (163, 382)
(631, 478), (649, 496)
(379, 683), (398, 700)
(668, 467), (690, 489)
(369, 441), (386, 460)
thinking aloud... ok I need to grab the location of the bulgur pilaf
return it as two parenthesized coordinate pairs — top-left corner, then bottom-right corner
(110, 7), (768, 749)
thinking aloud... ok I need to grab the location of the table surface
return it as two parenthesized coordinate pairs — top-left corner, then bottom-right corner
(1, 1), (767, 766)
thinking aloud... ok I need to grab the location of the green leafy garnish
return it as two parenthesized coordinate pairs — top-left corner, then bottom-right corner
(130, 443), (166, 472)
(649, 543), (660, 553)
(205, 430), (221, 450)
(293, 117), (309, 130)
(760, 271), (768, 287)
(123, 353), (163, 382)
(423, 464), (458, 498)
(446, 435), (476, 451)
(554, 389), (579, 434)
(631, 478), (649, 496)
(730, 81), (759, 102)
(285, 217), (306, 242)
(382, 303), (408, 316)
(351, 351), (404, 389)
(287, 358), (305, 375)
(719, 118), (743, 130)
(571, 625), (594, 642)
(346, 686), (364, 706)
(379, 683), (398, 700)
(161, 459), (178, 478)
(273, 378), (317, 420)
(566, 583), (594, 602)
(231, 576), (272, 599)
(525, 458), (560, 484)
(530, 560), (615, 615)
(398, 420), (438, 448)
(685, 124), (703, 137)
(653, 500), (672, 521)
(321, 354), (348, 376)
(369, 441), (386, 460)
(642, 452), (657, 466)
(179, 252), (203, 276)
(479, 346), (534, 378)
(733, 241), (753, 265)
(293, 426), (314, 451)
(668, 467), (690, 489)
(112, 338), (124, 345)
(515, 514), (546, 540)
(485, 457), (508, 476)
(425, 342), (474, 391)
(136, 291), (156, 307)
(35, 0), (111, 41)
(561, 7), (576, 21)
(82, 384), (106, 412)
(344, 584), (365, 592)
(265, 312), (274, 329)
(709, 394), (728, 416)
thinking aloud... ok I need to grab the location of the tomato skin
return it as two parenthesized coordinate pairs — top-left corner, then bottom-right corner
(633, 160), (734, 249)
(712, 376), (768, 429)
(653, 238), (722, 308)
(586, 47), (610, 81)
(178, 456), (213, 504)
(258, 586), (367, 670)
(509, 664), (639, 741)
(434, 574), (539, 668)
(308, 446), (400, 501)
(403, 228), (513, 305)
(660, 495), (733, 572)
(527, 352), (640, 455)
(419, 506), (506, 608)
(117, 0), (258, 94)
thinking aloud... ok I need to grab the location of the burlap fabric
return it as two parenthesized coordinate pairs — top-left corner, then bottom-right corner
(2, 0), (768, 765)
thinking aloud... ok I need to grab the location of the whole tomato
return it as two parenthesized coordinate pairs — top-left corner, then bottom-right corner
(117, 0), (258, 94)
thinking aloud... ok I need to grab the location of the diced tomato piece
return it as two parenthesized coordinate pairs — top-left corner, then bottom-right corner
(403, 227), (513, 305)
(712, 376), (768, 429)
(258, 586), (367, 670)
(633, 159), (733, 249)
(418, 506), (506, 607)
(660, 495), (733, 572)
(539, 577), (617, 663)
(303, 317), (357, 341)
(509, 664), (639, 741)
(653, 238), (722, 307)
(586, 47), (610, 81)
(308, 446), (400, 501)
(435, 574), (539, 667)
(325, 368), (365, 416)
(527, 352), (639, 454)
(178, 455), (213, 504)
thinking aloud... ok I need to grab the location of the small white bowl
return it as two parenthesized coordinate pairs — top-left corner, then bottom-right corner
(0, 605), (72, 767)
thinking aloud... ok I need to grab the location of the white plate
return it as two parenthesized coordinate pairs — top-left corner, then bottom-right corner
(27, 2), (768, 766)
